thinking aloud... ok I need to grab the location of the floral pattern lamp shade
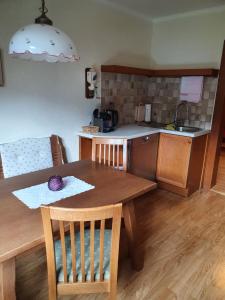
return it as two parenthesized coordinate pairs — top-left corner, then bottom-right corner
(8, 0), (79, 63)
(9, 24), (79, 63)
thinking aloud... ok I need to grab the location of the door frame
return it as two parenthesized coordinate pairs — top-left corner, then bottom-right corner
(203, 40), (225, 189)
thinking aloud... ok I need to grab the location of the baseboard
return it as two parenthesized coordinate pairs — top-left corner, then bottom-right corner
(158, 181), (189, 197)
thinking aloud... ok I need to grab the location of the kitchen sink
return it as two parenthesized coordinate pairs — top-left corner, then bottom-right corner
(175, 126), (201, 133)
(138, 122), (202, 133)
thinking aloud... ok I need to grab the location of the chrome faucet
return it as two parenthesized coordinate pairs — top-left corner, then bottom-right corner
(174, 101), (189, 126)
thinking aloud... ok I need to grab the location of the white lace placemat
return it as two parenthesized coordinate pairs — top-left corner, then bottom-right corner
(13, 176), (95, 209)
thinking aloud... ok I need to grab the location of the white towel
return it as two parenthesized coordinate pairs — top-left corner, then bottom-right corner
(180, 76), (204, 103)
(13, 176), (95, 209)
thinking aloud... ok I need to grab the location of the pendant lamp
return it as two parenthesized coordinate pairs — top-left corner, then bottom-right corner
(9, 0), (79, 63)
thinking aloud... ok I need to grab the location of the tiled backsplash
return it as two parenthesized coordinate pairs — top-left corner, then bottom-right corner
(101, 73), (151, 125)
(148, 77), (217, 129)
(101, 73), (218, 129)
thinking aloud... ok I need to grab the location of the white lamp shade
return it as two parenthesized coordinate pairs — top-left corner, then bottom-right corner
(9, 24), (79, 63)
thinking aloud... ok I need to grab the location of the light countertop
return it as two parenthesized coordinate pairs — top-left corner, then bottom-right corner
(78, 124), (210, 140)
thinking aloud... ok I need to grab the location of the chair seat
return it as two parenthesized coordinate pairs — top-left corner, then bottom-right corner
(54, 229), (112, 283)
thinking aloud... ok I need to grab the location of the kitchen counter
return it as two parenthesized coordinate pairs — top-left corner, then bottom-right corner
(78, 124), (209, 197)
(78, 124), (210, 139)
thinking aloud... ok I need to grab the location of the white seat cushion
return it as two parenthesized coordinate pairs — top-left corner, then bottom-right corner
(55, 229), (112, 283)
(0, 137), (53, 178)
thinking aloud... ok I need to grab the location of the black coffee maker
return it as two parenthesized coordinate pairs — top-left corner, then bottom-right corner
(93, 108), (118, 133)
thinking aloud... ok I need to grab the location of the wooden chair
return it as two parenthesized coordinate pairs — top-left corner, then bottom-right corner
(92, 138), (128, 171)
(50, 135), (65, 167)
(0, 135), (64, 179)
(41, 204), (122, 300)
(0, 155), (3, 180)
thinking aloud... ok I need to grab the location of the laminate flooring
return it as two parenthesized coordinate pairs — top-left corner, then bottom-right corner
(16, 189), (225, 300)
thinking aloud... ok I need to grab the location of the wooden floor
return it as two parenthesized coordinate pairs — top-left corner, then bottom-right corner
(212, 149), (225, 194)
(16, 189), (225, 300)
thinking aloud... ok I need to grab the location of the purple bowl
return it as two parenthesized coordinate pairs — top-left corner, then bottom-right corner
(48, 175), (64, 191)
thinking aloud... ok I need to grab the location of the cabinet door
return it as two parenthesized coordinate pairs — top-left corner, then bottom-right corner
(156, 133), (192, 188)
(79, 137), (92, 160)
(129, 134), (159, 180)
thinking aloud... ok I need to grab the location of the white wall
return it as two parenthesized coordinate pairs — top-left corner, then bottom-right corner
(151, 8), (225, 68)
(0, 0), (152, 161)
(2, 1), (224, 163)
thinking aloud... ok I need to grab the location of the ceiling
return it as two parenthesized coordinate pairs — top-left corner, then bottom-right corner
(99, 0), (225, 19)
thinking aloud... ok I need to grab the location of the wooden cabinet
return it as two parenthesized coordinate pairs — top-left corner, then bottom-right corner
(156, 133), (207, 196)
(79, 137), (92, 160)
(129, 134), (159, 180)
(157, 134), (192, 188)
(79, 132), (208, 197)
(79, 135), (159, 180)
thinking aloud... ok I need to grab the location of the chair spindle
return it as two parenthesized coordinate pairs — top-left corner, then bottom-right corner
(70, 222), (77, 282)
(59, 221), (68, 283)
(80, 221), (86, 282)
(99, 144), (102, 164)
(112, 145), (115, 167)
(108, 145), (111, 167)
(117, 145), (120, 168)
(99, 219), (105, 281)
(90, 221), (95, 282)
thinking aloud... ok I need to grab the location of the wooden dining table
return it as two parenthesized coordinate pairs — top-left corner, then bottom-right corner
(0, 160), (156, 300)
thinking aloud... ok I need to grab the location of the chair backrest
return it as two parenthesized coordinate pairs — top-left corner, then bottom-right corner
(50, 135), (64, 167)
(41, 204), (122, 299)
(0, 155), (3, 180)
(92, 138), (127, 171)
(0, 135), (64, 179)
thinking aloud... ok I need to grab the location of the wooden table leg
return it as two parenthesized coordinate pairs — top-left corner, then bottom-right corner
(0, 258), (16, 300)
(123, 199), (144, 271)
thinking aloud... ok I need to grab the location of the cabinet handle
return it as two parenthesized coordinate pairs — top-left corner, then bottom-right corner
(143, 136), (150, 142)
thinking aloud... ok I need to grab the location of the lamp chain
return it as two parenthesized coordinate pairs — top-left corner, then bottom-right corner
(40, 0), (48, 15)
(35, 0), (52, 25)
